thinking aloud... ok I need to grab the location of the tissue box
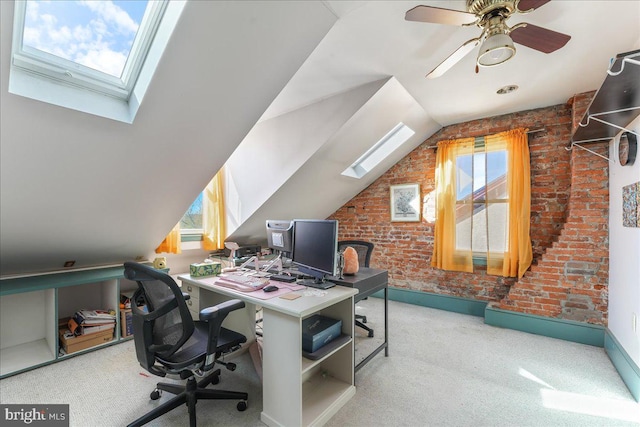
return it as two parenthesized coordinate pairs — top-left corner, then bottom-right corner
(302, 314), (342, 353)
(190, 262), (221, 277)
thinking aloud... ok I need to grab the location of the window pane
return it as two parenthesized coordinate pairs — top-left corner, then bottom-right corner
(486, 151), (508, 200)
(455, 202), (472, 251)
(23, 0), (148, 78)
(456, 154), (473, 201)
(487, 202), (508, 253)
(180, 193), (203, 230)
(455, 148), (508, 256)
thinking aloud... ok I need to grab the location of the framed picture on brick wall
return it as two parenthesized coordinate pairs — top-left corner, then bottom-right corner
(390, 183), (421, 222)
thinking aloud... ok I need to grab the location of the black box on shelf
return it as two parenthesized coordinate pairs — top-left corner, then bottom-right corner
(301, 314), (342, 353)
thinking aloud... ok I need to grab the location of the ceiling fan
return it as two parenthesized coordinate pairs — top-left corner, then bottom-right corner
(406, 0), (571, 78)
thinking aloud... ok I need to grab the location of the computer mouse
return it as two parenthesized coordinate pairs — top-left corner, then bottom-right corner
(263, 285), (279, 292)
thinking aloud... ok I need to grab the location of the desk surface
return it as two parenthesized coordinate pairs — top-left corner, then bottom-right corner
(178, 274), (357, 318)
(329, 267), (388, 300)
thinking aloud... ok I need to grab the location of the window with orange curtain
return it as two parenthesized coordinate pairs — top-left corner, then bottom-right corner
(155, 167), (226, 254)
(432, 128), (532, 278)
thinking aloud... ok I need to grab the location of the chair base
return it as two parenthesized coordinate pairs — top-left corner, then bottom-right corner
(128, 369), (248, 427)
(356, 318), (374, 338)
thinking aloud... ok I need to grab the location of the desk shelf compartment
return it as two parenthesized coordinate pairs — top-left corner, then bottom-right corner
(0, 289), (56, 377)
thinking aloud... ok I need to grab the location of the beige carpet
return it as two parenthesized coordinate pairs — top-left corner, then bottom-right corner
(1, 298), (638, 427)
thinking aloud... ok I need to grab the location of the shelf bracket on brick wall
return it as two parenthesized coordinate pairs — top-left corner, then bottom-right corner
(570, 49), (640, 154)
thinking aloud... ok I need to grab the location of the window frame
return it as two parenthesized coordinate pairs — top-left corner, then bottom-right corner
(453, 137), (509, 263)
(11, 0), (169, 101)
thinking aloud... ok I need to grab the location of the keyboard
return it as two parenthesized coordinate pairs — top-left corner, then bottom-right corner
(217, 274), (269, 292)
(270, 274), (297, 283)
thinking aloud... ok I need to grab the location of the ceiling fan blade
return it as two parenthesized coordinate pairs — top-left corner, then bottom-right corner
(510, 23), (570, 54)
(426, 37), (481, 79)
(516, 0), (551, 13)
(405, 5), (477, 26)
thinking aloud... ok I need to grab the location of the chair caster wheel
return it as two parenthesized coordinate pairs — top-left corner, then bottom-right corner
(368, 331), (374, 338)
(237, 401), (247, 411)
(150, 389), (161, 400)
(226, 363), (236, 371)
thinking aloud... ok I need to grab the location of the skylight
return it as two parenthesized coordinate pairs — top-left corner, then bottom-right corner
(9, 0), (182, 123)
(342, 123), (415, 179)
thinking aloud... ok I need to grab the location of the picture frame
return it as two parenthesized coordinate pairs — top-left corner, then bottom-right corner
(390, 183), (421, 222)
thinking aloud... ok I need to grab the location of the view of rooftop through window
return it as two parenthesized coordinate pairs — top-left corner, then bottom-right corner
(23, 0), (149, 78)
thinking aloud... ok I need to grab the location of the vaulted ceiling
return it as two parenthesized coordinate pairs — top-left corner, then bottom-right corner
(1, 1), (639, 275)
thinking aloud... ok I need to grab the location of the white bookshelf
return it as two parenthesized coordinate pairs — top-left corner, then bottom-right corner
(0, 266), (136, 378)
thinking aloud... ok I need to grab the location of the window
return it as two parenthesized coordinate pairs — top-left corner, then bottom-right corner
(342, 123), (415, 179)
(431, 128), (532, 278)
(455, 138), (508, 258)
(180, 192), (204, 238)
(9, 0), (183, 123)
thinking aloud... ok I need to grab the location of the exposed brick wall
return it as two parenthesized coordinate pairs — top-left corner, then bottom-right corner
(497, 91), (610, 324)
(330, 91), (610, 325)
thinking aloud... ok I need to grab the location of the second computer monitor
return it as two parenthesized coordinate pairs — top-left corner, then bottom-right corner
(292, 219), (339, 283)
(266, 220), (294, 257)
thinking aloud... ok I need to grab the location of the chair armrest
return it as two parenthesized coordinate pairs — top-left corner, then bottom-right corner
(199, 299), (245, 321)
(182, 292), (190, 301)
(199, 299), (246, 371)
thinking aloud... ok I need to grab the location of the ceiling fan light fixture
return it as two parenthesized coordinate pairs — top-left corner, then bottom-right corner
(477, 33), (515, 66)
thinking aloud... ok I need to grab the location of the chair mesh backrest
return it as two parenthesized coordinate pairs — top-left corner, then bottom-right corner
(124, 262), (194, 365)
(338, 240), (374, 268)
(140, 278), (187, 351)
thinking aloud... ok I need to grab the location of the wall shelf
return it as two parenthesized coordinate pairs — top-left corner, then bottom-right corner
(571, 49), (640, 146)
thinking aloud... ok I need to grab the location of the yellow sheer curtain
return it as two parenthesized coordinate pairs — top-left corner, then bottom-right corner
(431, 137), (475, 273)
(485, 128), (532, 277)
(202, 167), (226, 251)
(155, 222), (181, 254)
(431, 129), (532, 278)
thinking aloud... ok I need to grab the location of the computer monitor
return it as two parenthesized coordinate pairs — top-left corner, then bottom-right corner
(292, 219), (339, 284)
(266, 220), (294, 257)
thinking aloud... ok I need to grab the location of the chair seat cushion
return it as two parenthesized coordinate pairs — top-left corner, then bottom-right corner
(156, 321), (247, 371)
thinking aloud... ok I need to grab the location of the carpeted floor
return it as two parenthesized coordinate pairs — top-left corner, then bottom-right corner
(1, 298), (638, 426)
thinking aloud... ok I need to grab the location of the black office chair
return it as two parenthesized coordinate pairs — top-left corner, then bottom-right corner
(337, 240), (375, 338)
(123, 262), (248, 427)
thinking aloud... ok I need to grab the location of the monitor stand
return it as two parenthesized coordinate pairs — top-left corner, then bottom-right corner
(299, 278), (335, 290)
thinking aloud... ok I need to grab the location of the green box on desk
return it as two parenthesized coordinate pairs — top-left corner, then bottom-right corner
(189, 262), (221, 277)
(302, 314), (342, 353)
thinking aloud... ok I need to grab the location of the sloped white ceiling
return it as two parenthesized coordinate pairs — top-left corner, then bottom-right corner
(0, 0), (337, 275)
(226, 76), (439, 244)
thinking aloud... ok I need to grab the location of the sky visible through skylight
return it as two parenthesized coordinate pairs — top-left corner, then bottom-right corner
(23, 0), (148, 78)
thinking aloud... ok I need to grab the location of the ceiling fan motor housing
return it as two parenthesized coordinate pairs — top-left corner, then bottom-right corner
(467, 0), (517, 18)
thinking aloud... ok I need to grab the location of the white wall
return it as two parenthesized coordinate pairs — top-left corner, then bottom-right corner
(608, 115), (640, 365)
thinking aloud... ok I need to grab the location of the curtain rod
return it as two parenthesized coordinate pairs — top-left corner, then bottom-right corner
(426, 128), (546, 150)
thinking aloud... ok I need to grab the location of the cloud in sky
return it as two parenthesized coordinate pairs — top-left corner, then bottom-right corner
(23, 0), (147, 78)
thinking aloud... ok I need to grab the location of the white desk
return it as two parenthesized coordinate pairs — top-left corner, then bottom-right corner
(178, 274), (357, 427)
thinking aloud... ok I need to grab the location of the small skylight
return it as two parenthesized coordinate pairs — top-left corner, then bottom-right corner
(342, 123), (415, 179)
(9, 0), (183, 123)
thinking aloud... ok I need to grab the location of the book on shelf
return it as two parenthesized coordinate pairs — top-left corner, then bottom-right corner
(69, 309), (116, 335)
(121, 309), (133, 337)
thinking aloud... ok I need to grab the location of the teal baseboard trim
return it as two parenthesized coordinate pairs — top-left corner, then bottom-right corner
(377, 287), (487, 317)
(484, 306), (605, 347)
(605, 329), (640, 402)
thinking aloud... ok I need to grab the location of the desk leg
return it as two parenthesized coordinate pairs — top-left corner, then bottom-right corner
(260, 308), (302, 427)
(384, 286), (389, 357)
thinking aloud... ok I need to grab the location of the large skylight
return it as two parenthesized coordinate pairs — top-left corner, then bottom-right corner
(9, 0), (183, 123)
(342, 123), (415, 179)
